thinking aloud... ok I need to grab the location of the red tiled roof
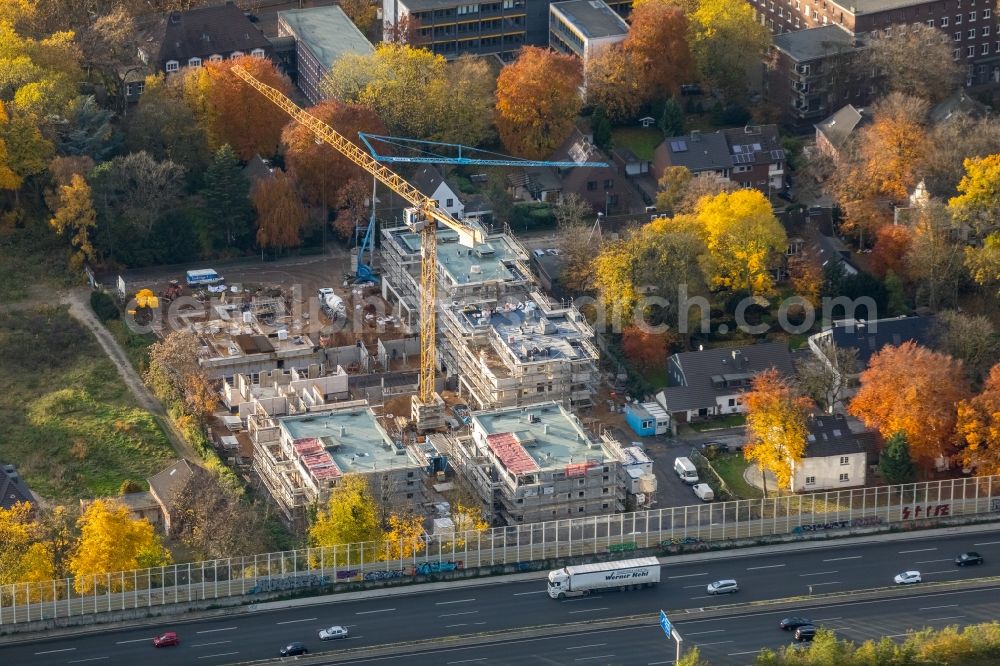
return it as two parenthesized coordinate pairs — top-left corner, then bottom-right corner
(486, 432), (539, 475)
(295, 438), (342, 481)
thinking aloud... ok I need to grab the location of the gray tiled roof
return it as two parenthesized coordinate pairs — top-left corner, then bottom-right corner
(804, 414), (879, 458)
(659, 132), (731, 172)
(411, 165), (448, 199)
(829, 315), (934, 367)
(773, 24), (857, 62)
(158, 2), (270, 65)
(147, 459), (199, 510)
(815, 105), (868, 152)
(0, 463), (34, 510)
(659, 342), (795, 412)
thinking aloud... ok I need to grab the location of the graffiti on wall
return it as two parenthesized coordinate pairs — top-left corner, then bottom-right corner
(248, 574), (329, 594)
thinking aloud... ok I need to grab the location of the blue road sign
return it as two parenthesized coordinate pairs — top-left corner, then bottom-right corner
(659, 609), (672, 637)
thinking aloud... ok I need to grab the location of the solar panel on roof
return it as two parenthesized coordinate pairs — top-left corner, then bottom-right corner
(771, 149), (786, 160)
(670, 140), (687, 152)
(752, 143), (762, 151)
(732, 145), (742, 153)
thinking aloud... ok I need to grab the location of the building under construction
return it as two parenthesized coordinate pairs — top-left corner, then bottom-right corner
(380, 226), (599, 411)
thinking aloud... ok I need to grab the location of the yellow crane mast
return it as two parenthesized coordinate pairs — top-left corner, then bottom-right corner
(231, 65), (484, 428)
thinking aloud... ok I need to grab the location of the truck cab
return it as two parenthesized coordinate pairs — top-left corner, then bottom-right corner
(547, 568), (571, 599)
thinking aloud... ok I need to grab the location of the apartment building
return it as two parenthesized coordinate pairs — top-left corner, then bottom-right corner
(250, 401), (438, 522)
(549, 0), (629, 67)
(379, 225), (599, 410)
(757, 0), (1000, 127)
(221, 365), (350, 419)
(382, 0), (631, 60)
(446, 402), (624, 524)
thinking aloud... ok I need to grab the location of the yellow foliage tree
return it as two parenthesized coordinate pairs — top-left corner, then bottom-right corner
(593, 238), (640, 325)
(48, 173), (96, 270)
(743, 369), (813, 496)
(0, 501), (37, 586)
(0, 101), (21, 190)
(383, 513), (426, 561)
(309, 475), (383, 566)
(693, 189), (787, 295)
(949, 154), (1000, 238)
(450, 503), (489, 549)
(965, 232), (1000, 295)
(69, 499), (170, 594)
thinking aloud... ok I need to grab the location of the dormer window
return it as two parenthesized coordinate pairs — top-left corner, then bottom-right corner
(209, 54), (223, 63)
(188, 57), (202, 67)
(230, 51), (244, 59)
(251, 48), (266, 58)
(165, 60), (179, 73)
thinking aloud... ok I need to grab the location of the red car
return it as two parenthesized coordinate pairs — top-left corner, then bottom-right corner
(153, 632), (179, 647)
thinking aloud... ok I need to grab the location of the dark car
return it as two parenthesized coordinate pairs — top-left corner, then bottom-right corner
(956, 552), (984, 566)
(780, 617), (812, 631)
(152, 631), (179, 647)
(794, 625), (817, 642)
(280, 642), (308, 656)
(700, 441), (730, 455)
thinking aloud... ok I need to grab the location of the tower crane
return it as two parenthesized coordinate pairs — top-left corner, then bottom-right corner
(232, 65), (484, 429)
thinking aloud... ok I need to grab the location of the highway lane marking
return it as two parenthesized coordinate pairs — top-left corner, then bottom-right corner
(446, 659), (487, 664)
(345, 636), (366, 641)
(446, 623), (469, 628)
(668, 572), (708, 579)
(440, 611), (479, 618)
(808, 581), (842, 586)
(647, 661), (675, 665)
(694, 640), (733, 647)
(916, 559), (953, 564)
(569, 607), (609, 614)
(276, 617), (317, 625)
(436, 598), (476, 605)
(67, 658), (108, 664)
(926, 615), (966, 621)
(800, 571), (838, 577)
(35, 648), (76, 655)
(747, 564), (786, 570)
(813, 617), (842, 621)
(197, 652), (239, 660)
(923, 570), (962, 575)
(513, 590), (547, 595)
(920, 604), (959, 611)
(684, 629), (726, 636)
(575, 655), (616, 661)
(728, 650), (763, 656)
(689, 595), (713, 599)
(191, 641), (232, 648)
(899, 548), (937, 554)
(823, 556), (862, 562)
(115, 638), (152, 644)
(565, 644), (607, 650)
(684, 584), (707, 588)
(356, 608), (396, 614)
(196, 627), (237, 634)
(561, 596), (604, 601)
(974, 541), (1000, 546)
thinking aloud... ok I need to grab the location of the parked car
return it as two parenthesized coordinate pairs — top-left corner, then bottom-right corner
(894, 570), (922, 585)
(152, 631), (179, 647)
(955, 552), (984, 566)
(319, 625), (349, 640)
(693, 483), (715, 502)
(280, 642), (308, 656)
(706, 579), (739, 595)
(779, 617), (812, 631)
(700, 441), (730, 455)
(794, 625), (817, 642)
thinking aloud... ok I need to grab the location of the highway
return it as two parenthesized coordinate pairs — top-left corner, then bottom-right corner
(4, 529), (1000, 665)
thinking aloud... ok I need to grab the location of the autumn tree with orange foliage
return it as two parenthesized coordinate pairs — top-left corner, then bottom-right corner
(869, 224), (913, 279)
(621, 325), (671, 369)
(787, 247), (823, 307)
(196, 56), (294, 160)
(253, 170), (306, 251)
(848, 341), (970, 466)
(282, 99), (385, 211)
(743, 369), (813, 496)
(955, 363), (1000, 475)
(623, 2), (692, 100)
(496, 47), (582, 159)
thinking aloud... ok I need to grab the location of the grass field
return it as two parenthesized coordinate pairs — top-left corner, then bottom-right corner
(611, 127), (663, 161)
(0, 307), (175, 502)
(709, 453), (763, 499)
(0, 220), (73, 303)
(689, 413), (746, 431)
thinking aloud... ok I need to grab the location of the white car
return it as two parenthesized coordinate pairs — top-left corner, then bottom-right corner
(318, 625), (349, 640)
(706, 579), (739, 594)
(894, 570), (922, 585)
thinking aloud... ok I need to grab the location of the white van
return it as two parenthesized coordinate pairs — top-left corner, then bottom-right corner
(693, 483), (715, 502)
(185, 268), (223, 286)
(674, 457), (699, 484)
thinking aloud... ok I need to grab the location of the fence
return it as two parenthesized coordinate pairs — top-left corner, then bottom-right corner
(2, 475), (998, 626)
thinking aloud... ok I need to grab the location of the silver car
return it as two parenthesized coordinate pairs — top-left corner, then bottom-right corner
(319, 625), (349, 640)
(706, 579), (739, 594)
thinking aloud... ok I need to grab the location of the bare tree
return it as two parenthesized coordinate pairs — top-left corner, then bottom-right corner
(864, 23), (962, 103)
(553, 193), (599, 294)
(796, 340), (858, 412)
(933, 310), (1000, 382)
(171, 470), (270, 560)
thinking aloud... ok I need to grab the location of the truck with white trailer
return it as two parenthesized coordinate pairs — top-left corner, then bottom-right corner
(547, 556), (660, 599)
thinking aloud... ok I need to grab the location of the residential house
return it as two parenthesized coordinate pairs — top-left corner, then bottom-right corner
(277, 6), (375, 105)
(0, 464), (34, 511)
(507, 167), (563, 204)
(150, 1), (272, 75)
(655, 343), (796, 425)
(652, 125), (786, 194)
(808, 315), (934, 370)
(929, 90), (990, 124)
(147, 459), (204, 533)
(815, 234), (860, 277)
(546, 128), (647, 214)
(549, 0), (630, 72)
(411, 165), (493, 223)
(791, 414), (880, 492)
(382, 0), (631, 62)
(612, 148), (650, 178)
(814, 104), (868, 163)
